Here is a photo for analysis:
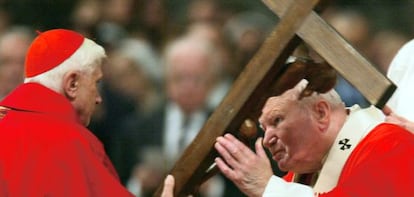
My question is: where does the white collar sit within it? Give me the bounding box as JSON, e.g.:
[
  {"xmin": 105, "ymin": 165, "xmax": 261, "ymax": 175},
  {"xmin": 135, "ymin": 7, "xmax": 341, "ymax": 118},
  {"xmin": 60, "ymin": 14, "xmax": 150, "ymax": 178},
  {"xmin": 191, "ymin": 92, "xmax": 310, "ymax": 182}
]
[{"xmin": 313, "ymin": 105, "xmax": 384, "ymax": 193}]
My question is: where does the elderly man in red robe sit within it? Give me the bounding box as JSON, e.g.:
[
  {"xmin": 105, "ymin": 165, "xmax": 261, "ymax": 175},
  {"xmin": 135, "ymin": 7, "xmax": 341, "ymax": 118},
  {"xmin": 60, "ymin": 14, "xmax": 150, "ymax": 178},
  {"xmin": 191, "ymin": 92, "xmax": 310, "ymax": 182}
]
[
  {"xmin": 212, "ymin": 79, "xmax": 414, "ymax": 196},
  {"xmin": 160, "ymin": 77, "xmax": 414, "ymax": 196},
  {"xmin": 0, "ymin": 29, "xmax": 134, "ymax": 196}
]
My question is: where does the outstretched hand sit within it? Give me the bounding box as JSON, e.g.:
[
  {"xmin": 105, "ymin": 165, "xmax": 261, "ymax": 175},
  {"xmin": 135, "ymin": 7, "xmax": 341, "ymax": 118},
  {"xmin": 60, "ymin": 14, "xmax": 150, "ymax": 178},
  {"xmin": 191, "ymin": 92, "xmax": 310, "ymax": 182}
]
[{"xmin": 214, "ymin": 134, "xmax": 273, "ymax": 197}]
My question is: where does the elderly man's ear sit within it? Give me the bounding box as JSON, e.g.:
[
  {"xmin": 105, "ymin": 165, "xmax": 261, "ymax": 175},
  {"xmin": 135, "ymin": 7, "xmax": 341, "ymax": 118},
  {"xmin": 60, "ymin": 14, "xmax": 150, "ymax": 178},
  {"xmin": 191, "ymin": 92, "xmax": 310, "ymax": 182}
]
[
  {"xmin": 313, "ymin": 100, "xmax": 330, "ymax": 130},
  {"xmin": 63, "ymin": 71, "xmax": 81, "ymax": 99}
]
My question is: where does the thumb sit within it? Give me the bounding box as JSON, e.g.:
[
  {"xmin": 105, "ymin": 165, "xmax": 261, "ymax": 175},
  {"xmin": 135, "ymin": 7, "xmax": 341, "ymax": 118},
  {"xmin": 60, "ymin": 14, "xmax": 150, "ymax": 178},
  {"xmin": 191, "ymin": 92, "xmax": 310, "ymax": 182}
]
[
  {"xmin": 255, "ymin": 137, "xmax": 267, "ymax": 158},
  {"xmin": 161, "ymin": 175, "xmax": 175, "ymax": 197}
]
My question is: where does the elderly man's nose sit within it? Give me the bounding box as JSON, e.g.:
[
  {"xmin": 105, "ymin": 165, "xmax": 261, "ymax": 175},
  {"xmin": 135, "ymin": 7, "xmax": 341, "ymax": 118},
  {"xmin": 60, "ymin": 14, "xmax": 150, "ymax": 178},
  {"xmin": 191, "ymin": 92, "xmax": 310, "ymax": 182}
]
[{"xmin": 263, "ymin": 134, "xmax": 277, "ymax": 148}]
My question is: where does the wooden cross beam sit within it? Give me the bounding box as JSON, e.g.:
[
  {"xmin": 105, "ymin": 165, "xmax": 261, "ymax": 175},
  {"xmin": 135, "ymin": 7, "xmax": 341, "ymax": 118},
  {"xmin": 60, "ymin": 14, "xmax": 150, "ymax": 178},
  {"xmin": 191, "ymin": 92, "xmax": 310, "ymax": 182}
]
[
  {"xmin": 263, "ymin": 0, "xmax": 395, "ymax": 108},
  {"xmin": 153, "ymin": 0, "xmax": 396, "ymax": 196}
]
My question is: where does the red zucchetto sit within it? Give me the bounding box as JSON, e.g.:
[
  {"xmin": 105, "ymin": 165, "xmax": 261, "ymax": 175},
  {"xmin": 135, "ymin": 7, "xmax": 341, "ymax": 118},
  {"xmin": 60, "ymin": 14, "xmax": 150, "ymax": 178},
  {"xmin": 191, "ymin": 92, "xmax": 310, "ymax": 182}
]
[{"xmin": 24, "ymin": 29, "xmax": 85, "ymax": 77}]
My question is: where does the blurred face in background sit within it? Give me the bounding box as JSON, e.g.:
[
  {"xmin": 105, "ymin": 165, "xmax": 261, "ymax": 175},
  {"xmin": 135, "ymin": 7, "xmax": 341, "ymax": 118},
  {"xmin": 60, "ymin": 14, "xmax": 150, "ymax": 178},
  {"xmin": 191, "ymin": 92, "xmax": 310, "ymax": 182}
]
[
  {"xmin": 166, "ymin": 47, "xmax": 213, "ymax": 114},
  {"xmin": 104, "ymin": 52, "xmax": 151, "ymax": 102},
  {"xmin": 0, "ymin": 33, "xmax": 31, "ymax": 96}
]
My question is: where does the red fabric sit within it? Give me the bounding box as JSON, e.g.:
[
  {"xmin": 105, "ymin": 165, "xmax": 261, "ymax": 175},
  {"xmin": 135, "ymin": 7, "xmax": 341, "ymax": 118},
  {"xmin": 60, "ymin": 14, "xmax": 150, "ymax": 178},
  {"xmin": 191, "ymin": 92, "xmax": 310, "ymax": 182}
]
[
  {"xmin": 284, "ymin": 123, "xmax": 414, "ymax": 196},
  {"xmin": 0, "ymin": 83, "xmax": 133, "ymax": 196},
  {"xmin": 283, "ymin": 171, "xmax": 294, "ymax": 182},
  {"xmin": 25, "ymin": 29, "xmax": 84, "ymax": 77},
  {"xmin": 318, "ymin": 123, "xmax": 414, "ymax": 196}
]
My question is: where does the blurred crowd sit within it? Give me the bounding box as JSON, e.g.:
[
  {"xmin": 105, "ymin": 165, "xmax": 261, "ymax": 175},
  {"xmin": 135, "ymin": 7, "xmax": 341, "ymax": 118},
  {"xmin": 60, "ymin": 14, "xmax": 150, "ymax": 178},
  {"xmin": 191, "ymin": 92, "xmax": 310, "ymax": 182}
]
[{"xmin": 1, "ymin": 0, "xmax": 413, "ymax": 196}]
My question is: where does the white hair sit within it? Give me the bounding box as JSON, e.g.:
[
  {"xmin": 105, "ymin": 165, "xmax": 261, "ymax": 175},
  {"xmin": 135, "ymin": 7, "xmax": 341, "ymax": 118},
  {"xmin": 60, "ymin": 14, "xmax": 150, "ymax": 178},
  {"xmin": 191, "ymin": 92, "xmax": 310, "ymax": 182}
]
[
  {"xmin": 292, "ymin": 79, "xmax": 344, "ymax": 110},
  {"xmin": 24, "ymin": 38, "xmax": 106, "ymax": 92},
  {"xmin": 300, "ymin": 89, "xmax": 345, "ymax": 111}
]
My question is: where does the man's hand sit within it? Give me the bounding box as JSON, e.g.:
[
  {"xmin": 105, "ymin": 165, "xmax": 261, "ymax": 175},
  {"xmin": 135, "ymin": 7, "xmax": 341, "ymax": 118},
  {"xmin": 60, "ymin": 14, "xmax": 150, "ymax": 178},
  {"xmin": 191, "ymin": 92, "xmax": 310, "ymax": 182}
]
[
  {"xmin": 214, "ymin": 134, "xmax": 273, "ymax": 197},
  {"xmin": 383, "ymin": 105, "xmax": 414, "ymax": 133},
  {"xmin": 385, "ymin": 112, "xmax": 414, "ymax": 133},
  {"xmin": 161, "ymin": 175, "xmax": 175, "ymax": 197}
]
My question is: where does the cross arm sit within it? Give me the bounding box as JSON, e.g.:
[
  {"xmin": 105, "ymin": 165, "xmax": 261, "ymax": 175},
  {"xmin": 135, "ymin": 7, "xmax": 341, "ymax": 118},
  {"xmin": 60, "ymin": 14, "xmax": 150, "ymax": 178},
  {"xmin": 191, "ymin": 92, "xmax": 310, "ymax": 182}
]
[{"xmin": 263, "ymin": 0, "xmax": 396, "ymax": 108}]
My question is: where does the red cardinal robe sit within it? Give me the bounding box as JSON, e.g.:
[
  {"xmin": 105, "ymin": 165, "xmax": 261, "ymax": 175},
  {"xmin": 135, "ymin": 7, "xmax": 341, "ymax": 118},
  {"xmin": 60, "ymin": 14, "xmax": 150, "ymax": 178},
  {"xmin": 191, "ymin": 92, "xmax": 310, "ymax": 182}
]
[{"xmin": 0, "ymin": 83, "xmax": 133, "ymax": 196}]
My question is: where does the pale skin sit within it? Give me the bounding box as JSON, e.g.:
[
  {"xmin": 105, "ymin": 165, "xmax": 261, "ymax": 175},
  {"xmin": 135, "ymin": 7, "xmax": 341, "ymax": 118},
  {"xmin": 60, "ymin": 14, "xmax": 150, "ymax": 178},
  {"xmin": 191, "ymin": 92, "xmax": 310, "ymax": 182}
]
[
  {"xmin": 383, "ymin": 106, "xmax": 414, "ymax": 133},
  {"xmin": 161, "ymin": 175, "xmax": 175, "ymax": 197}
]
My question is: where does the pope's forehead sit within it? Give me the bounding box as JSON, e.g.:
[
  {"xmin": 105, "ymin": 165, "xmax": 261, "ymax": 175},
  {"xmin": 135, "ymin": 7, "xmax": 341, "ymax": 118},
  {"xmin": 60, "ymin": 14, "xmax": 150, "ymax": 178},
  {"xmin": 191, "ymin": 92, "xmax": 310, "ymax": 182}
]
[
  {"xmin": 261, "ymin": 96, "xmax": 294, "ymax": 119},
  {"xmin": 260, "ymin": 80, "xmax": 306, "ymax": 122}
]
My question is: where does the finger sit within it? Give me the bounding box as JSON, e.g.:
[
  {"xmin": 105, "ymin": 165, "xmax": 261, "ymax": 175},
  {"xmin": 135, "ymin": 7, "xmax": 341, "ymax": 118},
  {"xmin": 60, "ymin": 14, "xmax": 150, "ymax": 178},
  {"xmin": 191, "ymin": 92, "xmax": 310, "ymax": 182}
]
[
  {"xmin": 215, "ymin": 139, "xmax": 240, "ymax": 169},
  {"xmin": 215, "ymin": 157, "xmax": 236, "ymax": 180},
  {"xmin": 255, "ymin": 137, "xmax": 268, "ymax": 158},
  {"xmin": 161, "ymin": 175, "xmax": 175, "ymax": 197},
  {"xmin": 224, "ymin": 133, "xmax": 266, "ymax": 166},
  {"xmin": 224, "ymin": 133, "xmax": 244, "ymax": 146},
  {"xmin": 382, "ymin": 105, "xmax": 392, "ymax": 115},
  {"xmin": 224, "ymin": 133, "xmax": 253, "ymax": 156},
  {"xmin": 218, "ymin": 135, "xmax": 252, "ymax": 165}
]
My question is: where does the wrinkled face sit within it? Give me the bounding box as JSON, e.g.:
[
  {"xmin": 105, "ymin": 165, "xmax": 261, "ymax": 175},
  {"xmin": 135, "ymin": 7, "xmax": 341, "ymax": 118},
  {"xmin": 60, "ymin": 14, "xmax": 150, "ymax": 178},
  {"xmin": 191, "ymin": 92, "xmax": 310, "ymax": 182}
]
[
  {"xmin": 73, "ymin": 66, "xmax": 103, "ymax": 126},
  {"xmin": 259, "ymin": 90, "xmax": 325, "ymax": 173}
]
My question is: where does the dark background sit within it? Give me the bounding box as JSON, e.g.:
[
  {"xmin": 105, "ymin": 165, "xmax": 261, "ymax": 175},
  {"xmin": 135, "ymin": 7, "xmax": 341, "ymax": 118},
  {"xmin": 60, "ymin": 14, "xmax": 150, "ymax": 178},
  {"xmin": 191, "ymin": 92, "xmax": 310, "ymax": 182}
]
[{"xmin": 1, "ymin": 0, "xmax": 413, "ymax": 35}]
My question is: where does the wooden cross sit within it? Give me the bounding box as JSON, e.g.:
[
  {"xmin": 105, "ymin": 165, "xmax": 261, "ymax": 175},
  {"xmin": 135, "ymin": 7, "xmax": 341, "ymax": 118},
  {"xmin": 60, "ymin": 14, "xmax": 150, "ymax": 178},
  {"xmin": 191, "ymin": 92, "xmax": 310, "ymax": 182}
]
[{"xmin": 154, "ymin": 0, "xmax": 396, "ymax": 196}]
